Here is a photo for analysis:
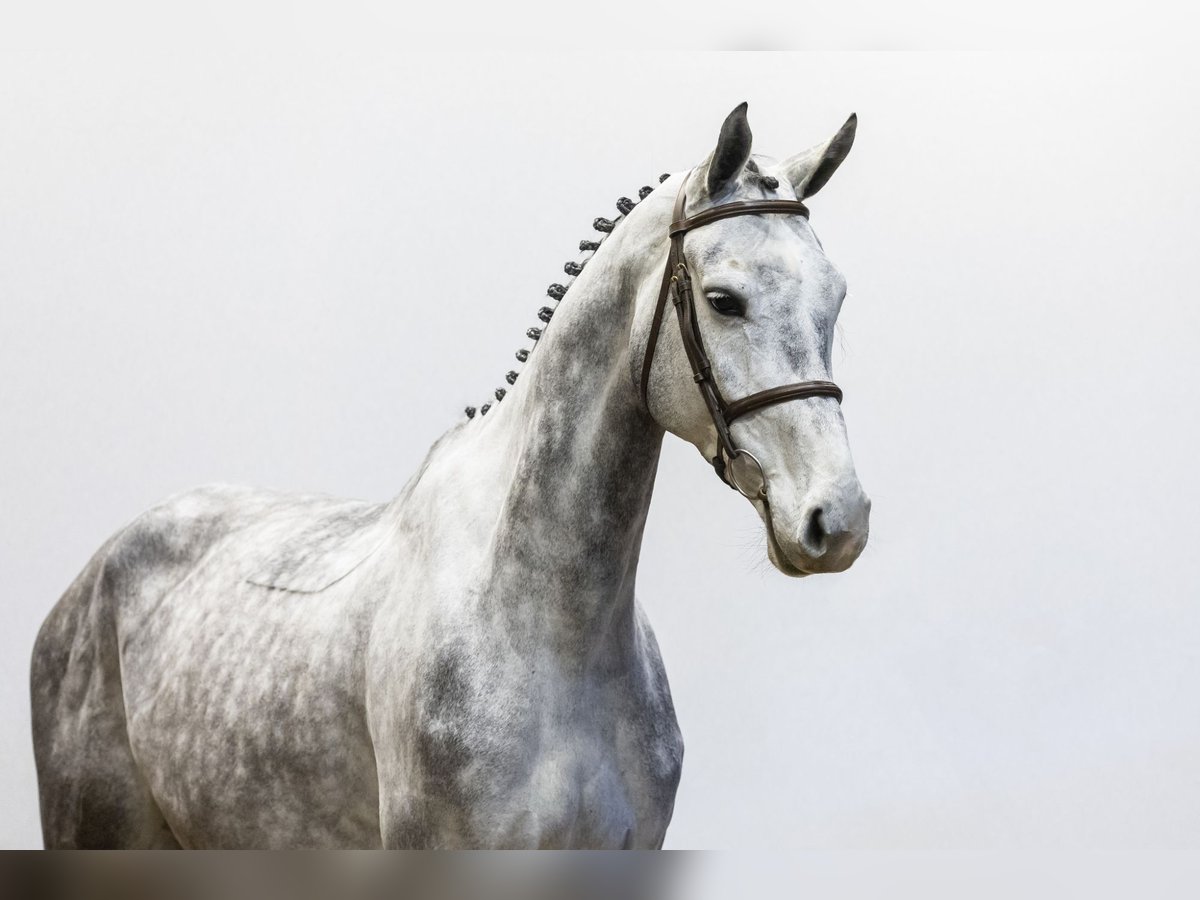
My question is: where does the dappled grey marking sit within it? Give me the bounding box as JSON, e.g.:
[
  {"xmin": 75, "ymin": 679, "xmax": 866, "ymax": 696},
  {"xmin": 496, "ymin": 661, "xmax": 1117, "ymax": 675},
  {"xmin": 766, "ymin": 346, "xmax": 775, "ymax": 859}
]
[
  {"xmin": 244, "ymin": 498, "xmax": 389, "ymax": 594},
  {"xmin": 31, "ymin": 104, "xmax": 869, "ymax": 849}
]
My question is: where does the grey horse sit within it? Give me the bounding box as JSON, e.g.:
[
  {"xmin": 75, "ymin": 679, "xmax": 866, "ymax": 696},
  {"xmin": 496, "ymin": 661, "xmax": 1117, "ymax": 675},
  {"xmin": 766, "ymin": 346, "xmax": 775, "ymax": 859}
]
[{"xmin": 31, "ymin": 103, "xmax": 870, "ymax": 848}]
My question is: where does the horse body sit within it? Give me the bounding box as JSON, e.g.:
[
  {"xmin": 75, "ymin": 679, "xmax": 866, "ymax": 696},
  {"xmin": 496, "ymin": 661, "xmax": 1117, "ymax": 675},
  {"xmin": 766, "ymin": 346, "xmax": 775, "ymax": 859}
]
[{"xmin": 32, "ymin": 104, "xmax": 868, "ymax": 848}]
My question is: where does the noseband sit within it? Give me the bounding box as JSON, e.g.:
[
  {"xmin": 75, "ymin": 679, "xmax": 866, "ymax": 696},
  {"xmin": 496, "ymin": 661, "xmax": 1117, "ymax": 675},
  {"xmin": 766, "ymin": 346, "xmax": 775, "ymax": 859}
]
[{"xmin": 638, "ymin": 174, "xmax": 843, "ymax": 500}]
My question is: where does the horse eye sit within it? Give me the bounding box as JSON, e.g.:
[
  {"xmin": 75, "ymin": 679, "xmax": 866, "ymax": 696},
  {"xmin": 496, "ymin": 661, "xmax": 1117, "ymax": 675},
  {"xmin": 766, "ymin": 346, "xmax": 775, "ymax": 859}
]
[{"xmin": 707, "ymin": 292, "xmax": 744, "ymax": 317}]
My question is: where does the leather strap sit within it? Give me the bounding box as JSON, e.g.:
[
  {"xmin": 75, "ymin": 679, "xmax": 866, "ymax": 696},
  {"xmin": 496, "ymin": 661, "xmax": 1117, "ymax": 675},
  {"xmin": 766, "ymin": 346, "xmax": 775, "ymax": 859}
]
[
  {"xmin": 639, "ymin": 182, "xmax": 691, "ymax": 411},
  {"xmin": 669, "ymin": 199, "xmax": 809, "ymax": 236},
  {"xmin": 639, "ymin": 247, "xmax": 676, "ymax": 409},
  {"xmin": 723, "ymin": 381, "xmax": 842, "ymax": 423}
]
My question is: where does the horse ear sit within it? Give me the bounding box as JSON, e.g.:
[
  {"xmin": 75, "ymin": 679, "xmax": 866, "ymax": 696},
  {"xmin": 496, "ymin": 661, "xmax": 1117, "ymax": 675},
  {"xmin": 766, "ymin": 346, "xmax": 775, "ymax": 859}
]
[
  {"xmin": 781, "ymin": 113, "xmax": 857, "ymax": 199},
  {"xmin": 705, "ymin": 102, "xmax": 754, "ymax": 196}
]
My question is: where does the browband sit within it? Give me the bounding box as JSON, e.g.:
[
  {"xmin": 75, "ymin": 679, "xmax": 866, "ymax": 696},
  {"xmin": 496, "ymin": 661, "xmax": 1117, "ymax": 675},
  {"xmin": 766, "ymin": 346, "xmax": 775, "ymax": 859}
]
[{"xmin": 668, "ymin": 199, "xmax": 809, "ymax": 236}]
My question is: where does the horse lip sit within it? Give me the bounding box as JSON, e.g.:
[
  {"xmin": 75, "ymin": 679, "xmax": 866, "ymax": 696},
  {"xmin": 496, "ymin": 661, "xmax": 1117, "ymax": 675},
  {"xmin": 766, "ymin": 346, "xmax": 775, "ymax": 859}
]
[
  {"xmin": 771, "ymin": 543, "xmax": 811, "ymax": 577},
  {"xmin": 758, "ymin": 497, "xmax": 812, "ymax": 577}
]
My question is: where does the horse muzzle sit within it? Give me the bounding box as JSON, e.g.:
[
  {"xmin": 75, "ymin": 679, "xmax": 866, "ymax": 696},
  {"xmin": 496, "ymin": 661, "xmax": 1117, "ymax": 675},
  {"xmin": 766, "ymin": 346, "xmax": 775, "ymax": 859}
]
[{"xmin": 763, "ymin": 483, "xmax": 871, "ymax": 576}]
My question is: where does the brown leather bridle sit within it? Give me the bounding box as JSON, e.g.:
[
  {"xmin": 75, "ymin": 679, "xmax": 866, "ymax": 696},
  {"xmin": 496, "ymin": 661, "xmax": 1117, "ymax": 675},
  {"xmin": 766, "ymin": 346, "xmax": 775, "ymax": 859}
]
[{"xmin": 639, "ymin": 174, "xmax": 843, "ymax": 500}]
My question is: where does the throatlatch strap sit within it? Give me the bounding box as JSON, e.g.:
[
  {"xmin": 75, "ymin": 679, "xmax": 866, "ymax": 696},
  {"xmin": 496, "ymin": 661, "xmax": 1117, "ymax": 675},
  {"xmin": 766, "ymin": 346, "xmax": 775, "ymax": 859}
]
[
  {"xmin": 639, "ymin": 255, "xmax": 675, "ymax": 410},
  {"xmin": 639, "ymin": 180, "xmax": 691, "ymax": 412}
]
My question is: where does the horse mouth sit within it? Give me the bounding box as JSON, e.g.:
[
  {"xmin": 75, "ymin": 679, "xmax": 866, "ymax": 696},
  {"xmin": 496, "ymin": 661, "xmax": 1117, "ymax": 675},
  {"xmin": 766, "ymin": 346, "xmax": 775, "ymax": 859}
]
[{"xmin": 760, "ymin": 499, "xmax": 811, "ymax": 578}]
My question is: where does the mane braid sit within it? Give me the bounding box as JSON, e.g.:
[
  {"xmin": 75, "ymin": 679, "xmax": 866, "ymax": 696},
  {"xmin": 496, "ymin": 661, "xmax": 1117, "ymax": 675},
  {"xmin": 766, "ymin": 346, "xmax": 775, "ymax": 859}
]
[{"xmin": 463, "ymin": 173, "xmax": 671, "ymax": 420}]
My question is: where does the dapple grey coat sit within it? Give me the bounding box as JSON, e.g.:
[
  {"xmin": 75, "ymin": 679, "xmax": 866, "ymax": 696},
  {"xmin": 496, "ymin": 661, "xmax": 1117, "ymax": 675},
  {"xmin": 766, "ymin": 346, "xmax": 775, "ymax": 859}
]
[{"xmin": 31, "ymin": 104, "xmax": 869, "ymax": 848}]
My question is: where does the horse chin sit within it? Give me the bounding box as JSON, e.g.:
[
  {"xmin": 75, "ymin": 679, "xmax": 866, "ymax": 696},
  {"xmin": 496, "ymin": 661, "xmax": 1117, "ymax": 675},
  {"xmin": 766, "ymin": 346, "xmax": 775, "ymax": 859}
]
[
  {"xmin": 768, "ymin": 543, "xmax": 811, "ymax": 578},
  {"xmin": 760, "ymin": 501, "xmax": 811, "ymax": 578}
]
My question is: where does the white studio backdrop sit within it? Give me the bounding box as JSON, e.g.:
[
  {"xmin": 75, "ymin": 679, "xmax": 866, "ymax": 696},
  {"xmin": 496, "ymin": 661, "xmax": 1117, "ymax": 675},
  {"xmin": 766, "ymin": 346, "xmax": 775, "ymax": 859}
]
[{"xmin": 1, "ymin": 50, "xmax": 1198, "ymax": 850}]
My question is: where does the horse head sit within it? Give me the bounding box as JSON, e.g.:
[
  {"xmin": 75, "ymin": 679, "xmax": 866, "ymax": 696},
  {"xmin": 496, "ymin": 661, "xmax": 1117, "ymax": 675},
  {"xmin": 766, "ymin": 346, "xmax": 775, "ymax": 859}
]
[{"xmin": 636, "ymin": 103, "xmax": 870, "ymax": 576}]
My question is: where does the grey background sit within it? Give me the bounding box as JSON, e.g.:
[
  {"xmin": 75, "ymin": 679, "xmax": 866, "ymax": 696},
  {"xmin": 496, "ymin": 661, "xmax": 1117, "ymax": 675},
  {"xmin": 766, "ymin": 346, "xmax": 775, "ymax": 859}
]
[{"xmin": 2, "ymin": 50, "xmax": 1198, "ymax": 850}]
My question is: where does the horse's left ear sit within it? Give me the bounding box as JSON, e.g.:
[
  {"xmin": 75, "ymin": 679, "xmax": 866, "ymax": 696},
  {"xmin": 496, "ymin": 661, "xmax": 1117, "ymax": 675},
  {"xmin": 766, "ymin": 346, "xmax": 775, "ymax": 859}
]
[{"xmin": 781, "ymin": 113, "xmax": 857, "ymax": 199}]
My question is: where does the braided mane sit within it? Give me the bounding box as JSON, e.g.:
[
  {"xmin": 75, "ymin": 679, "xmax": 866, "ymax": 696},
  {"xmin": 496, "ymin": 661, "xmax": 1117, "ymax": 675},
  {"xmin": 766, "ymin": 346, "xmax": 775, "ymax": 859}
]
[{"xmin": 462, "ymin": 175, "xmax": 669, "ymax": 420}]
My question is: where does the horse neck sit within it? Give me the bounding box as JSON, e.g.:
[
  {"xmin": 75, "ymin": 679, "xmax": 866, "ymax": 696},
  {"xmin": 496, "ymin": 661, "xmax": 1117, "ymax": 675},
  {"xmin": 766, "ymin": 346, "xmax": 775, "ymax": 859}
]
[{"xmin": 457, "ymin": 196, "xmax": 671, "ymax": 655}]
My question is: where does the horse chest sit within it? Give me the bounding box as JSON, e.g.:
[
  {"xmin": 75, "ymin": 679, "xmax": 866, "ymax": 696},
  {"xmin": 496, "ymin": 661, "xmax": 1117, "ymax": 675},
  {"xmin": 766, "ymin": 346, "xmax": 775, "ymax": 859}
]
[{"xmin": 400, "ymin": 636, "xmax": 682, "ymax": 849}]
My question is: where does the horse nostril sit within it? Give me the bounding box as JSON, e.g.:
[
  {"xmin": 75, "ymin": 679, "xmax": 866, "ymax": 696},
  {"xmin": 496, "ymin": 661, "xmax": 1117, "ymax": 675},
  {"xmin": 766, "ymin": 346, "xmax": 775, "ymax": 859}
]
[{"xmin": 803, "ymin": 507, "xmax": 827, "ymax": 556}]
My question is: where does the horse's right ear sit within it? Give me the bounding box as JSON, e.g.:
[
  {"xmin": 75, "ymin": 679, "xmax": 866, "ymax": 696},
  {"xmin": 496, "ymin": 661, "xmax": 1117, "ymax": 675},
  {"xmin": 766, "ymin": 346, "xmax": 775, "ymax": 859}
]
[
  {"xmin": 705, "ymin": 102, "xmax": 754, "ymax": 197},
  {"xmin": 781, "ymin": 113, "xmax": 857, "ymax": 199}
]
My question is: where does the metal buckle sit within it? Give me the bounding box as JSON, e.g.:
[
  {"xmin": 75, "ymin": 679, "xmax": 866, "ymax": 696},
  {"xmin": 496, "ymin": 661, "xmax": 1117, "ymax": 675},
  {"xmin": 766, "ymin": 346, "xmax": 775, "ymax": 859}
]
[{"xmin": 725, "ymin": 448, "xmax": 768, "ymax": 501}]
